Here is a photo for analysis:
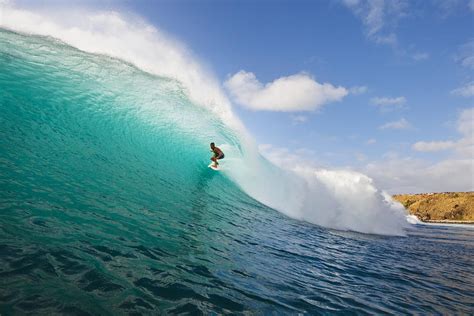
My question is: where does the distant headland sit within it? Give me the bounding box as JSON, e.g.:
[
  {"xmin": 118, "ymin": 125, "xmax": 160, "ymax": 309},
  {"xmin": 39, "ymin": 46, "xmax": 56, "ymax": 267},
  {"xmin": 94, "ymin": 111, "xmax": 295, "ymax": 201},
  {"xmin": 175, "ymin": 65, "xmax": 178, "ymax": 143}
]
[{"xmin": 392, "ymin": 192, "xmax": 474, "ymax": 224}]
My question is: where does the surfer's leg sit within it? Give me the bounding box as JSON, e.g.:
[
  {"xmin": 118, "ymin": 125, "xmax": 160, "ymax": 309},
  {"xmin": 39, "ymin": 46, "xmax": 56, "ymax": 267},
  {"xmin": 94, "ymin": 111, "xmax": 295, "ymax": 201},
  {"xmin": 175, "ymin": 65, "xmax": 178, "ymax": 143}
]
[{"xmin": 215, "ymin": 154, "xmax": 224, "ymax": 165}]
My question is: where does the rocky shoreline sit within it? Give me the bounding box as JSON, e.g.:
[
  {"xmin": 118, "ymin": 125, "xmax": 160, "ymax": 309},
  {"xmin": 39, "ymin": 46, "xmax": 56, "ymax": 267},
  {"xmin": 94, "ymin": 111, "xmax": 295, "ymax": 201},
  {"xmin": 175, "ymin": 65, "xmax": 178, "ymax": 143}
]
[
  {"xmin": 392, "ymin": 192, "xmax": 474, "ymax": 223},
  {"xmin": 423, "ymin": 220, "xmax": 474, "ymax": 224}
]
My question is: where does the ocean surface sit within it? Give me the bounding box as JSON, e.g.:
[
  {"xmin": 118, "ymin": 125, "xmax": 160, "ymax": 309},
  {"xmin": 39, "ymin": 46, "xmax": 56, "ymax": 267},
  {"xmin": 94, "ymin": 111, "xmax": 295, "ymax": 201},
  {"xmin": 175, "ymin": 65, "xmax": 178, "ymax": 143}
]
[{"xmin": 1, "ymin": 28, "xmax": 473, "ymax": 315}]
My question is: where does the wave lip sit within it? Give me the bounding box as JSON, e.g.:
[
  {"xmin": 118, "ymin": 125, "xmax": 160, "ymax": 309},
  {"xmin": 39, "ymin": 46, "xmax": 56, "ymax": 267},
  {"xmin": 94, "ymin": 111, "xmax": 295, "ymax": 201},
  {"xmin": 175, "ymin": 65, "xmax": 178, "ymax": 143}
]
[
  {"xmin": 0, "ymin": 1, "xmax": 242, "ymax": 131},
  {"xmin": 1, "ymin": 2, "xmax": 408, "ymax": 236}
]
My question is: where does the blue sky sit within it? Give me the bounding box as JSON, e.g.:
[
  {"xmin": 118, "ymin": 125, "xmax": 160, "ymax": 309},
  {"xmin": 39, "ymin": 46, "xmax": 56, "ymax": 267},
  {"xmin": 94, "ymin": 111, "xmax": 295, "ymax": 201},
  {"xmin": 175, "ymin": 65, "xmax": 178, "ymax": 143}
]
[
  {"xmin": 10, "ymin": 0, "xmax": 474, "ymax": 193},
  {"xmin": 116, "ymin": 1, "xmax": 471, "ymax": 141},
  {"xmin": 119, "ymin": 0, "xmax": 473, "ymax": 193}
]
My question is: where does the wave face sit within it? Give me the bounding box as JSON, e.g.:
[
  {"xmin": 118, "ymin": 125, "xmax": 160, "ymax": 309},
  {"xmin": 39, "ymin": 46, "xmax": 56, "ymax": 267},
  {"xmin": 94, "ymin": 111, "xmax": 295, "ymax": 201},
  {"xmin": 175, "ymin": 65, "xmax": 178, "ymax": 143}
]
[
  {"xmin": 0, "ymin": 4, "xmax": 409, "ymax": 237},
  {"xmin": 1, "ymin": 17, "xmax": 473, "ymax": 316}
]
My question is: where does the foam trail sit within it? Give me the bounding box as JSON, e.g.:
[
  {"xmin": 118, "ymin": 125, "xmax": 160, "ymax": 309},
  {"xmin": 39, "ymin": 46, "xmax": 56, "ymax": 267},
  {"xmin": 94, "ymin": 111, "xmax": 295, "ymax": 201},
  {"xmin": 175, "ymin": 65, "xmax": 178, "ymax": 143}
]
[
  {"xmin": 0, "ymin": 2, "xmax": 408, "ymax": 235},
  {"xmin": 223, "ymin": 147, "xmax": 408, "ymax": 235}
]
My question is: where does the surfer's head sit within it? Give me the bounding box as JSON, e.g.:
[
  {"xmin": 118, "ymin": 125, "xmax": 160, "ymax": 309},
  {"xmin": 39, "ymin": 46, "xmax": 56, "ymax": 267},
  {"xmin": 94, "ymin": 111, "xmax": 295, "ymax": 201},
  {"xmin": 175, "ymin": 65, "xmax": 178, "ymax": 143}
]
[{"xmin": 210, "ymin": 142, "xmax": 215, "ymax": 149}]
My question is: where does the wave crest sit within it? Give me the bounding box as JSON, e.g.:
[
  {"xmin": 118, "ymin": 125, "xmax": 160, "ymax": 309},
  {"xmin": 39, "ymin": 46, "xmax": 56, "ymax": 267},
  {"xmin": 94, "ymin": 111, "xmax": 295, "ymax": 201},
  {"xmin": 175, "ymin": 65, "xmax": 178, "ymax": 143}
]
[{"xmin": 1, "ymin": 2, "xmax": 408, "ymax": 235}]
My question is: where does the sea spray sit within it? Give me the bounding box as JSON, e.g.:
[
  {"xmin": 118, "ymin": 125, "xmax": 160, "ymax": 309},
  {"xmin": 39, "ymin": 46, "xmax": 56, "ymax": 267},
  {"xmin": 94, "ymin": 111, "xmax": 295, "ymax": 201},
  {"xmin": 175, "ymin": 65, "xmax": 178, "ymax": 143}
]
[
  {"xmin": 2, "ymin": 4, "xmax": 474, "ymax": 315},
  {"xmin": 0, "ymin": 2, "xmax": 407, "ymax": 235}
]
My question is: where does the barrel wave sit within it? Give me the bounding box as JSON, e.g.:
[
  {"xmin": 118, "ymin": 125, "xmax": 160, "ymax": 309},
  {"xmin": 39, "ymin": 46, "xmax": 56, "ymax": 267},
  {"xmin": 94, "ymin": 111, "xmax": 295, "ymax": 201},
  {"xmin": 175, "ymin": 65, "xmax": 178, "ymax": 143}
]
[
  {"xmin": 2, "ymin": 6, "xmax": 474, "ymax": 315},
  {"xmin": 0, "ymin": 3, "xmax": 408, "ymax": 236}
]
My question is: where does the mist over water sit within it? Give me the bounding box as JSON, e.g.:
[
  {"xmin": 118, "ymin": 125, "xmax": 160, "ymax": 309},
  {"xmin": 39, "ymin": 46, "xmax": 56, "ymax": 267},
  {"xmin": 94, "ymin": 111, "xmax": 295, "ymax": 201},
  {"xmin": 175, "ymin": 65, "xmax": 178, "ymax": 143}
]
[{"xmin": 0, "ymin": 5, "xmax": 472, "ymax": 315}]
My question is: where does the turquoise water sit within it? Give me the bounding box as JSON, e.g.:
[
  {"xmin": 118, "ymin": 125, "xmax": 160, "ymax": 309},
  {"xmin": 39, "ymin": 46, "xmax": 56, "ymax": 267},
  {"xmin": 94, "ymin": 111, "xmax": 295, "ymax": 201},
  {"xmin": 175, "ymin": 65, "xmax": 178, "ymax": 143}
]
[{"xmin": 1, "ymin": 29, "xmax": 473, "ymax": 315}]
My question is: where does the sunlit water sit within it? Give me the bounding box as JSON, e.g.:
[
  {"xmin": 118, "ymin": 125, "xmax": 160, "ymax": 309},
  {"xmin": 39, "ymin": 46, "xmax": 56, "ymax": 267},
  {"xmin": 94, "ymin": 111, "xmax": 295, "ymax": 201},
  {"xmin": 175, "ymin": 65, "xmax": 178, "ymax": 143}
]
[{"xmin": 1, "ymin": 29, "xmax": 473, "ymax": 315}]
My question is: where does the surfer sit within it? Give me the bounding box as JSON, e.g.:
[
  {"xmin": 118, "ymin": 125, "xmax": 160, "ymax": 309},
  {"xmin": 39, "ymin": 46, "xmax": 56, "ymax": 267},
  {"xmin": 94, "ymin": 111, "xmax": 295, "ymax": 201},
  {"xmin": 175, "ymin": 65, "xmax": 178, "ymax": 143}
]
[{"xmin": 210, "ymin": 142, "xmax": 224, "ymax": 168}]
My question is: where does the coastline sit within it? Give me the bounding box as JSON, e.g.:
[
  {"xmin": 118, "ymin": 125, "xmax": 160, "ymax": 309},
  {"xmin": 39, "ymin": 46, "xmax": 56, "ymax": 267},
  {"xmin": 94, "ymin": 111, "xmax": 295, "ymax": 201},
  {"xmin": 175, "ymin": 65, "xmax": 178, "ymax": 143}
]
[{"xmin": 422, "ymin": 219, "xmax": 474, "ymax": 225}]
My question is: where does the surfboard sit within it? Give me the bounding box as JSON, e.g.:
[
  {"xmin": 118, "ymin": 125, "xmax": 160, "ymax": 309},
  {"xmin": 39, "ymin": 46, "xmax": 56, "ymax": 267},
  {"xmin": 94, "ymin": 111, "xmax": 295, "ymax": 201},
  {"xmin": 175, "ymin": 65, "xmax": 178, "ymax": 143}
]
[{"xmin": 208, "ymin": 162, "xmax": 219, "ymax": 170}]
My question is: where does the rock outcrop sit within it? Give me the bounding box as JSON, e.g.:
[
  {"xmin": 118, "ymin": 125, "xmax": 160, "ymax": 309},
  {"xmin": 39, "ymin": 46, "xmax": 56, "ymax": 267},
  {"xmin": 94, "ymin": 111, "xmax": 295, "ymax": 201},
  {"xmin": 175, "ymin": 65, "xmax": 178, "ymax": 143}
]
[{"xmin": 392, "ymin": 192, "xmax": 474, "ymax": 222}]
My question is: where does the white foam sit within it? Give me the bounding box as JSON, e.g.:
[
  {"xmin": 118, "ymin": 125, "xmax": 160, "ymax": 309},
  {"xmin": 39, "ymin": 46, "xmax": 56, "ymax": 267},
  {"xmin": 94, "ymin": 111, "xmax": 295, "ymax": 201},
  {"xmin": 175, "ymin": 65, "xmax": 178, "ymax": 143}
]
[
  {"xmin": 1, "ymin": 2, "xmax": 408, "ymax": 235},
  {"xmin": 0, "ymin": 2, "xmax": 243, "ymax": 132},
  {"xmin": 406, "ymin": 215, "xmax": 422, "ymax": 225},
  {"xmin": 221, "ymin": 144, "xmax": 408, "ymax": 236}
]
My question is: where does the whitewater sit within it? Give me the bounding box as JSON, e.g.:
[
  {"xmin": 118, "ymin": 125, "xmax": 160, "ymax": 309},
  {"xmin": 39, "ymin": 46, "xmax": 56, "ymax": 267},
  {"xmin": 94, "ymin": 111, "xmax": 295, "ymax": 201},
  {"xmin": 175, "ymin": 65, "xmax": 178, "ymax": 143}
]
[
  {"xmin": 1, "ymin": 3, "xmax": 408, "ymax": 236},
  {"xmin": 1, "ymin": 3, "xmax": 473, "ymax": 314}
]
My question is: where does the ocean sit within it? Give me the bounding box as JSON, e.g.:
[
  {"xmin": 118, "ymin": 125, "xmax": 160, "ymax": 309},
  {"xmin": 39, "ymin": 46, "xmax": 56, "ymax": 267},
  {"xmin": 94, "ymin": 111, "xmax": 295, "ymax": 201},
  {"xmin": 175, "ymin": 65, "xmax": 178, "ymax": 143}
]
[{"xmin": 1, "ymin": 22, "xmax": 473, "ymax": 315}]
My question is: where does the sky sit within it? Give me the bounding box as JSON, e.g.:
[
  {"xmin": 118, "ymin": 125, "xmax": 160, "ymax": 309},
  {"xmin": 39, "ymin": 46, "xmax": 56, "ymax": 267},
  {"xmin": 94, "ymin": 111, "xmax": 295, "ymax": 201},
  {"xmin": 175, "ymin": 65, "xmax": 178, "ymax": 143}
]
[{"xmin": 9, "ymin": 0, "xmax": 474, "ymax": 193}]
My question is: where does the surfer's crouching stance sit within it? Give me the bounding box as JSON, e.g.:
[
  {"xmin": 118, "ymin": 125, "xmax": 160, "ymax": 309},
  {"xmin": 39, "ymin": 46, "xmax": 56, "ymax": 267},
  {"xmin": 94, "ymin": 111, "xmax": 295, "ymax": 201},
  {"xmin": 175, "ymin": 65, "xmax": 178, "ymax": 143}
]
[{"xmin": 210, "ymin": 142, "xmax": 224, "ymax": 168}]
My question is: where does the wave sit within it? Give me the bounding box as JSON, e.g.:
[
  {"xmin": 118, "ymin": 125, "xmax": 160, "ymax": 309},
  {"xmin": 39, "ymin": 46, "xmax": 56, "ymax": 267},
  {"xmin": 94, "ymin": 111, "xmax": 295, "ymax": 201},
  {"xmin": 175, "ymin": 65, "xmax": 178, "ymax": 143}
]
[{"xmin": 0, "ymin": 2, "xmax": 408, "ymax": 235}]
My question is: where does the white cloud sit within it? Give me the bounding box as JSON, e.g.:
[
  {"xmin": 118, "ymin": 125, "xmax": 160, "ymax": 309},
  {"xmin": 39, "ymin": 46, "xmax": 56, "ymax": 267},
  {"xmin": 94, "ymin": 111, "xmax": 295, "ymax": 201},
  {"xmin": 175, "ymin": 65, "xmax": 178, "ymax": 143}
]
[
  {"xmin": 366, "ymin": 138, "xmax": 377, "ymax": 145},
  {"xmin": 451, "ymin": 82, "xmax": 474, "ymax": 97},
  {"xmin": 343, "ymin": 0, "xmax": 435, "ymax": 61},
  {"xmin": 415, "ymin": 109, "xmax": 472, "ymax": 158},
  {"xmin": 364, "ymin": 157, "xmax": 473, "ymax": 194},
  {"xmin": 379, "ymin": 118, "xmax": 411, "ymax": 130},
  {"xmin": 434, "ymin": 0, "xmax": 474, "ymax": 15},
  {"xmin": 412, "ymin": 141, "xmax": 456, "ymax": 152},
  {"xmin": 455, "ymin": 40, "xmax": 474, "ymax": 69},
  {"xmin": 260, "ymin": 142, "xmax": 473, "ymax": 195},
  {"xmin": 260, "ymin": 109, "xmax": 474, "ymax": 194},
  {"xmin": 434, "ymin": 0, "xmax": 464, "ymax": 15},
  {"xmin": 412, "ymin": 52, "xmax": 429, "ymax": 61},
  {"xmin": 343, "ymin": 0, "xmax": 360, "ymax": 6},
  {"xmin": 364, "ymin": 108, "xmax": 474, "ymax": 193},
  {"xmin": 342, "ymin": 0, "xmax": 408, "ymax": 46},
  {"xmin": 455, "ymin": 108, "xmax": 474, "ymax": 158},
  {"xmin": 458, "ymin": 107, "xmax": 474, "ymax": 135},
  {"xmin": 290, "ymin": 115, "xmax": 308, "ymax": 124},
  {"xmin": 224, "ymin": 70, "xmax": 348, "ymax": 112},
  {"xmin": 371, "ymin": 96, "xmax": 406, "ymax": 108},
  {"xmin": 355, "ymin": 152, "xmax": 368, "ymax": 162},
  {"xmin": 461, "ymin": 56, "xmax": 474, "ymax": 69},
  {"xmin": 350, "ymin": 85, "xmax": 368, "ymax": 95},
  {"xmin": 411, "ymin": 107, "xmax": 473, "ymax": 156},
  {"xmin": 258, "ymin": 144, "xmax": 319, "ymax": 168}
]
